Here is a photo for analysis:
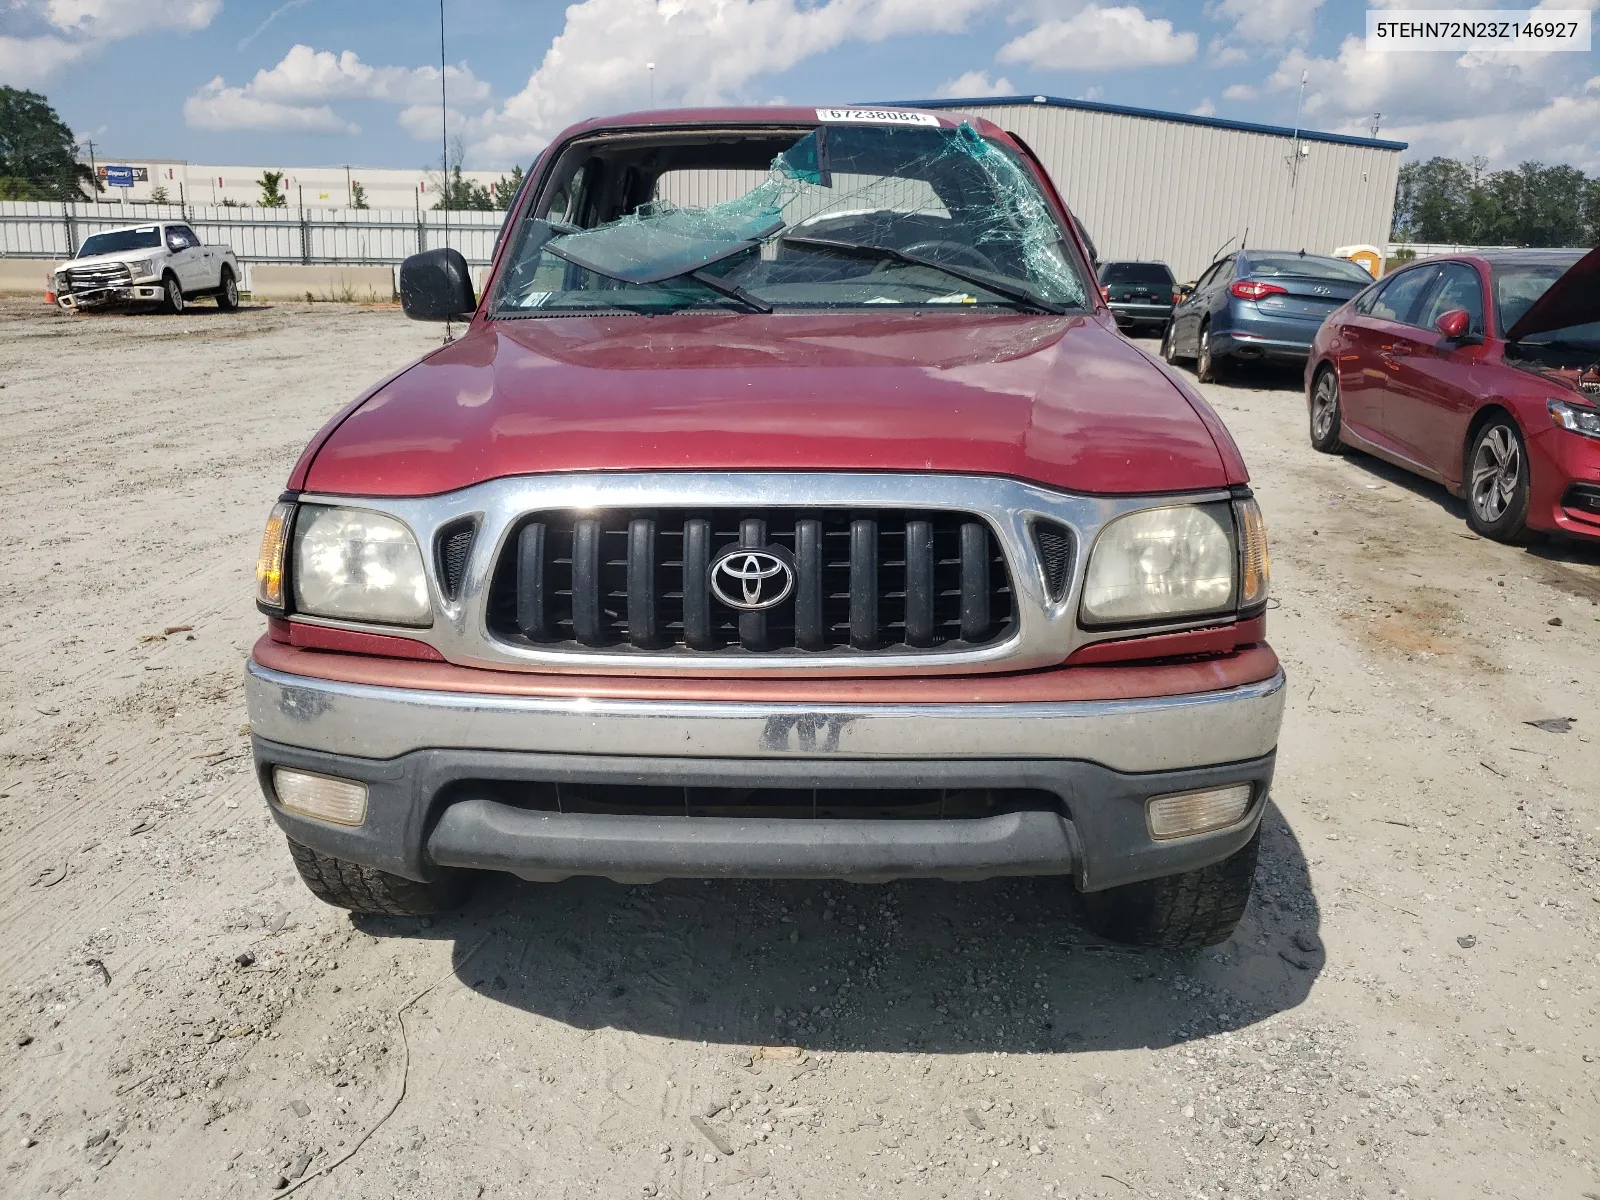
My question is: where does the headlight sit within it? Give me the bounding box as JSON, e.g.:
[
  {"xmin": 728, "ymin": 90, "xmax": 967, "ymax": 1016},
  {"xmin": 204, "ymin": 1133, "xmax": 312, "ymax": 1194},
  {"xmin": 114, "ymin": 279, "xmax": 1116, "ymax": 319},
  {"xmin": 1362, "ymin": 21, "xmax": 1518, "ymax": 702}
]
[
  {"xmin": 1549, "ymin": 398, "xmax": 1600, "ymax": 440},
  {"xmin": 137, "ymin": 257, "xmax": 165, "ymax": 279},
  {"xmin": 293, "ymin": 506, "xmax": 431, "ymax": 626},
  {"xmin": 1081, "ymin": 503, "xmax": 1236, "ymax": 625}
]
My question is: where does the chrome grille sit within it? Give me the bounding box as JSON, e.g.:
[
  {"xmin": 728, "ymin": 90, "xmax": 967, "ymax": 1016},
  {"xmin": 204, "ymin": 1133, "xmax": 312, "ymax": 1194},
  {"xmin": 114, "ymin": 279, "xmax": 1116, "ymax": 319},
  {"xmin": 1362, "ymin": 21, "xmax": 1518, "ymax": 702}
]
[
  {"xmin": 486, "ymin": 508, "xmax": 1014, "ymax": 654},
  {"xmin": 65, "ymin": 263, "xmax": 132, "ymax": 292}
]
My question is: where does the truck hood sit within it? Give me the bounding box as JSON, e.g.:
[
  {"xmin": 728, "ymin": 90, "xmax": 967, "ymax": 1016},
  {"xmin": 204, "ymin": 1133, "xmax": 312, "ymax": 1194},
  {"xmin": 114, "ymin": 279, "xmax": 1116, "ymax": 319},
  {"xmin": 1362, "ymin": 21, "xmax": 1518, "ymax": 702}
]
[
  {"xmin": 58, "ymin": 249, "xmax": 162, "ymax": 273},
  {"xmin": 300, "ymin": 311, "xmax": 1243, "ymax": 497}
]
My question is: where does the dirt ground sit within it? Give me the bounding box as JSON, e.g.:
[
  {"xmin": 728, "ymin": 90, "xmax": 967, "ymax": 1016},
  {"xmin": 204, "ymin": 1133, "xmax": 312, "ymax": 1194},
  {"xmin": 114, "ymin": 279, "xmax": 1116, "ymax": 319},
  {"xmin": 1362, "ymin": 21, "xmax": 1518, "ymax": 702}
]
[{"xmin": 1, "ymin": 298, "xmax": 1596, "ymax": 1200}]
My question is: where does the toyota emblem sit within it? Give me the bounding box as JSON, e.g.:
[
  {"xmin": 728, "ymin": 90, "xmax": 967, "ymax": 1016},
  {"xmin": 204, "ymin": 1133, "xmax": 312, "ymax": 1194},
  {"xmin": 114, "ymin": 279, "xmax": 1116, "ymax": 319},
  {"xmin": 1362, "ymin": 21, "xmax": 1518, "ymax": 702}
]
[{"xmin": 710, "ymin": 546, "xmax": 795, "ymax": 612}]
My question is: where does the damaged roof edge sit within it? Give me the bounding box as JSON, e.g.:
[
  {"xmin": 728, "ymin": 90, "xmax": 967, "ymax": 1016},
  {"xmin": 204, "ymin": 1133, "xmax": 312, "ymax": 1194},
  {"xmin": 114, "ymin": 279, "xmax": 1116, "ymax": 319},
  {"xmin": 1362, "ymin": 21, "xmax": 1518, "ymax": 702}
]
[{"xmin": 874, "ymin": 95, "xmax": 1410, "ymax": 153}]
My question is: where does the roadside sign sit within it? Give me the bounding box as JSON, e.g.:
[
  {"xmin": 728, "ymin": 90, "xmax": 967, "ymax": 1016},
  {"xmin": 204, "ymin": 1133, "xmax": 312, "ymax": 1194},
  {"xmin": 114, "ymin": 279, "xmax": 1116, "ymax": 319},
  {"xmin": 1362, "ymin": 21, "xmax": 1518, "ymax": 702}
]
[{"xmin": 103, "ymin": 165, "xmax": 136, "ymax": 188}]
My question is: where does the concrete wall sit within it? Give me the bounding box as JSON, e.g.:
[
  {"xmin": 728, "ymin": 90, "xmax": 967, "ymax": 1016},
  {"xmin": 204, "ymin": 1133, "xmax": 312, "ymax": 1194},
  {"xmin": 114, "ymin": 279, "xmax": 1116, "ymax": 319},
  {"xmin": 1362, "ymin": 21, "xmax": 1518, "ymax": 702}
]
[
  {"xmin": 0, "ymin": 257, "xmax": 58, "ymax": 295},
  {"xmin": 245, "ymin": 264, "xmax": 396, "ymax": 302}
]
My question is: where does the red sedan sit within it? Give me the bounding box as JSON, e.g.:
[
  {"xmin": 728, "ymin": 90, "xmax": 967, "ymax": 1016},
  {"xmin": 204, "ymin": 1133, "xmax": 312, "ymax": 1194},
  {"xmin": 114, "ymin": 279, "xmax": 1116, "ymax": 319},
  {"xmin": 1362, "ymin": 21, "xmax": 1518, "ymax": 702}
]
[{"xmin": 1305, "ymin": 247, "xmax": 1600, "ymax": 543}]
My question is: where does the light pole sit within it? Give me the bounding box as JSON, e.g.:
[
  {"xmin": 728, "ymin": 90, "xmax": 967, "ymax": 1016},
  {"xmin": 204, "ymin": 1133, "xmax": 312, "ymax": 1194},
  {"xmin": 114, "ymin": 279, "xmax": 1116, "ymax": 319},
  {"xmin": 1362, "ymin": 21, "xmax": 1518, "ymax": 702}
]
[{"xmin": 648, "ymin": 62, "xmax": 655, "ymax": 107}]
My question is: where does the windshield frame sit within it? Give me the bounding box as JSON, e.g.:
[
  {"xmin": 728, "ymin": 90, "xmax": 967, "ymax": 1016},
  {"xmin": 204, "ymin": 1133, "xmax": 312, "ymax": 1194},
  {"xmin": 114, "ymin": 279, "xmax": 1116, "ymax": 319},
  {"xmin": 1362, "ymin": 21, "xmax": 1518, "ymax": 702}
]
[{"xmin": 485, "ymin": 120, "xmax": 1093, "ymax": 321}]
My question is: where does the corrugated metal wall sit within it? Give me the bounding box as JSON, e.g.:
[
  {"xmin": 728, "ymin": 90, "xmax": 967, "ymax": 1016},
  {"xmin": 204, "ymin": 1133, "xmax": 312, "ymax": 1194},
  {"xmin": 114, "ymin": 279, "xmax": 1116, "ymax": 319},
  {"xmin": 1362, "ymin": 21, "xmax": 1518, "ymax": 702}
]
[{"xmin": 958, "ymin": 102, "xmax": 1401, "ymax": 282}]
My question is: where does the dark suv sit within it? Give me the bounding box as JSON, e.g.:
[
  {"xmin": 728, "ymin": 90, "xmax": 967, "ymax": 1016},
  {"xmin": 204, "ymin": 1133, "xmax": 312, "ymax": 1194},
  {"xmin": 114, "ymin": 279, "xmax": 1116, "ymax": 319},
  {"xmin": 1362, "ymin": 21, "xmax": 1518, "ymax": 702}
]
[{"xmin": 1098, "ymin": 261, "xmax": 1176, "ymax": 333}]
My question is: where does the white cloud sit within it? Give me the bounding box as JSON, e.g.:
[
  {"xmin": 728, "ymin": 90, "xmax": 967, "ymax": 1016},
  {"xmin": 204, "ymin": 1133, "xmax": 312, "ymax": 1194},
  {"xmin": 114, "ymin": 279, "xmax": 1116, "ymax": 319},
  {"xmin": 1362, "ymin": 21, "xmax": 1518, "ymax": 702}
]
[
  {"xmin": 2, "ymin": 0, "xmax": 217, "ymax": 83},
  {"xmin": 997, "ymin": 5, "xmax": 1197, "ymax": 71},
  {"xmin": 1222, "ymin": 82, "xmax": 1258, "ymax": 100},
  {"xmin": 183, "ymin": 77, "xmax": 360, "ymax": 135},
  {"xmin": 1205, "ymin": 36, "xmax": 1250, "ymax": 65},
  {"xmin": 933, "ymin": 70, "xmax": 1015, "ymax": 98},
  {"xmin": 182, "ymin": 45, "xmax": 491, "ymax": 136},
  {"xmin": 1191, "ymin": 98, "xmax": 1217, "ymax": 116},
  {"xmin": 0, "ymin": 35, "xmax": 90, "ymax": 87},
  {"xmin": 469, "ymin": 0, "xmax": 998, "ymax": 163},
  {"xmin": 1248, "ymin": 29, "xmax": 1600, "ymax": 170},
  {"xmin": 44, "ymin": 0, "xmax": 218, "ymax": 39},
  {"xmin": 1209, "ymin": 0, "xmax": 1324, "ymax": 44}
]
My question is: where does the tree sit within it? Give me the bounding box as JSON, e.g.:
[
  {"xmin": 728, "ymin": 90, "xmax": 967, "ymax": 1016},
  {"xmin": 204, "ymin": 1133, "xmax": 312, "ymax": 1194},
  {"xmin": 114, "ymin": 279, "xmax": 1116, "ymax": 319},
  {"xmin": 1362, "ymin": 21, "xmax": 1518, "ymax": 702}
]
[
  {"xmin": 428, "ymin": 135, "xmax": 495, "ymax": 211},
  {"xmin": 349, "ymin": 180, "xmax": 369, "ymax": 209},
  {"xmin": 431, "ymin": 164, "xmax": 494, "ymax": 211},
  {"xmin": 0, "ymin": 86, "xmax": 96, "ymax": 200},
  {"xmin": 492, "ymin": 165, "xmax": 524, "ymax": 210},
  {"xmin": 1392, "ymin": 154, "xmax": 1600, "ymax": 247},
  {"xmin": 149, "ymin": 185, "xmax": 170, "ymax": 204},
  {"xmin": 257, "ymin": 170, "xmax": 287, "ymax": 208}
]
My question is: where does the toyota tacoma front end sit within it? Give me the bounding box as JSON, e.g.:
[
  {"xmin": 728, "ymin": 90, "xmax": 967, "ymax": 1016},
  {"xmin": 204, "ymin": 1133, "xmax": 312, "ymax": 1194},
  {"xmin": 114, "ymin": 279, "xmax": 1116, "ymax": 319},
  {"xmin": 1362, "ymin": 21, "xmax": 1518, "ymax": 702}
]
[{"xmin": 246, "ymin": 106, "xmax": 1285, "ymax": 948}]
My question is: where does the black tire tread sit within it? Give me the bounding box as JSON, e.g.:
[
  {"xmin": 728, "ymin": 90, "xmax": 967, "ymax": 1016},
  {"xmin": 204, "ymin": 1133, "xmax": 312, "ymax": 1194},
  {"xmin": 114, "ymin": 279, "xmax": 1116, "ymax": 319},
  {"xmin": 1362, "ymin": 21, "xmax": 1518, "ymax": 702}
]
[
  {"xmin": 1080, "ymin": 828, "xmax": 1260, "ymax": 950},
  {"xmin": 286, "ymin": 838, "xmax": 468, "ymax": 915},
  {"xmin": 1309, "ymin": 366, "xmax": 1344, "ymax": 454}
]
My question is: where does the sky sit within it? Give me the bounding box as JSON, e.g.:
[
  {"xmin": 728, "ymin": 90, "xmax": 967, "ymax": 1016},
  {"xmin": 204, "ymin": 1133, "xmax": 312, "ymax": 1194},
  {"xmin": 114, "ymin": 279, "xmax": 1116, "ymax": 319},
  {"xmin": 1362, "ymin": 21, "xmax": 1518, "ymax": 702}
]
[{"xmin": 1, "ymin": 0, "xmax": 1597, "ymax": 173}]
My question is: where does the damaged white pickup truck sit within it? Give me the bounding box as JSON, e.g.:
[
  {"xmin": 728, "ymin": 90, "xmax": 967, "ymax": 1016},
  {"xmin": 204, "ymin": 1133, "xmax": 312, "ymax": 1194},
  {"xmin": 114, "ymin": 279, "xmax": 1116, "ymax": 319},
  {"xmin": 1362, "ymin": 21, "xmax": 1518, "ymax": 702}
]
[{"xmin": 54, "ymin": 221, "xmax": 240, "ymax": 314}]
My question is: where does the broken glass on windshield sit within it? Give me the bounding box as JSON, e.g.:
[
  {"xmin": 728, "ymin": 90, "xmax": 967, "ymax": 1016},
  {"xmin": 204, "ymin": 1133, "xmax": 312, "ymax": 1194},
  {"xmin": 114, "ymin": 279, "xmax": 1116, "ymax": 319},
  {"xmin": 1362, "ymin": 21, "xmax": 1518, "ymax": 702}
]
[{"xmin": 492, "ymin": 121, "xmax": 1089, "ymax": 315}]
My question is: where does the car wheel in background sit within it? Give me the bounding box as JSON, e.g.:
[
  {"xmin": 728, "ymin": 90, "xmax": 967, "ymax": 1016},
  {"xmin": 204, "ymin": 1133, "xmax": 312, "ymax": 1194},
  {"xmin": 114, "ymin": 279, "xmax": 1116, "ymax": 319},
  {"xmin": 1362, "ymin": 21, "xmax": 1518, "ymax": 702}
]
[
  {"xmin": 1309, "ymin": 367, "xmax": 1345, "ymax": 454},
  {"xmin": 1078, "ymin": 828, "xmax": 1260, "ymax": 949},
  {"xmin": 1196, "ymin": 324, "xmax": 1224, "ymax": 383},
  {"xmin": 1160, "ymin": 320, "xmax": 1183, "ymax": 364},
  {"xmin": 216, "ymin": 266, "xmax": 239, "ymax": 311},
  {"xmin": 285, "ymin": 839, "xmax": 475, "ymax": 916},
  {"xmin": 160, "ymin": 273, "xmax": 185, "ymax": 315},
  {"xmin": 1465, "ymin": 416, "xmax": 1531, "ymax": 542}
]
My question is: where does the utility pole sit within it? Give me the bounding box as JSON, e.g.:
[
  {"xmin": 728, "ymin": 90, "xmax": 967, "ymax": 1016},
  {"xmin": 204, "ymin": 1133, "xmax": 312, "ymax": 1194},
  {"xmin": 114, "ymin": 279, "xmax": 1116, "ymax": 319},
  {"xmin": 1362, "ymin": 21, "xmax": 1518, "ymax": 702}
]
[
  {"xmin": 439, "ymin": 0, "xmax": 454, "ymax": 343},
  {"xmin": 345, "ymin": 164, "xmax": 352, "ymax": 206},
  {"xmin": 648, "ymin": 62, "xmax": 655, "ymax": 107},
  {"xmin": 1286, "ymin": 69, "xmax": 1308, "ymax": 219},
  {"xmin": 78, "ymin": 139, "xmax": 98, "ymax": 201}
]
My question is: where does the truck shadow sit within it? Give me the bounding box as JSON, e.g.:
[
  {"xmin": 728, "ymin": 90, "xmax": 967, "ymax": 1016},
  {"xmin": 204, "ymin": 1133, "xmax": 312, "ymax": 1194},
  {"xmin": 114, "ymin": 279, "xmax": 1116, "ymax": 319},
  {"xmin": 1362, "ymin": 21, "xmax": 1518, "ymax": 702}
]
[{"xmin": 358, "ymin": 801, "xmax": 1320, "ymax": 1055}]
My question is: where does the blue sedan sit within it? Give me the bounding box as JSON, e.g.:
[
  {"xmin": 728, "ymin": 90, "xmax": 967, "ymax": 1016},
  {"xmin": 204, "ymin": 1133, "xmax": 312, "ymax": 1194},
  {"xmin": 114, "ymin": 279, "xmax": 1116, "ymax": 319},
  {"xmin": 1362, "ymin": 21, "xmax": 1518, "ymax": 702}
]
[{"xmin": 1161, "ymin": 250, "xmax": 1376, "ymax": 381}]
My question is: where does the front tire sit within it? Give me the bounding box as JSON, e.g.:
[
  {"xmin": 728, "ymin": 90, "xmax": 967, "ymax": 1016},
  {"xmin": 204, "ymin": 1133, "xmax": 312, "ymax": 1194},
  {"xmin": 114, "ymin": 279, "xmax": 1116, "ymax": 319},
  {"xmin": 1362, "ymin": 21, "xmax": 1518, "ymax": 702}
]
[
  {"xmin": 1465, "ymin": 416, "xmax": 1531, "ymax": 542},
  {"xmin": 216, "ymin": 266, "xmax": 239, "ymax": 310},
  {"xmin": 1160, "ymin": 320, "xmax": 1184, "ymax": 364},
  {"xmin": 1078, "ymin": 829, "xmax": 1260, "ymax": 950},
  {"xmin": 1309, "ymin": 367, "xmax": 1344, "ymax": 454},
  {"xmin": 286, "ymin": 839, "xmax": 474, "ymax": 916},
  {"xmin": 160, "ymin": 272, "xmax": 185, "ymax": 314}
]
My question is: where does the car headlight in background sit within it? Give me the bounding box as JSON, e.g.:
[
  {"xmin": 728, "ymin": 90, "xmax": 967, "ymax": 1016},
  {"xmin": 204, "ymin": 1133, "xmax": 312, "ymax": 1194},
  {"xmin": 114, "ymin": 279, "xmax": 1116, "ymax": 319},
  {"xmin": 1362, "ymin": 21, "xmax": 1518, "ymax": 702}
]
[
  {"xmin": 1080, "ymin": 497, "xmax": 1270, "ymax": 627},
  {"xmin": 1549, "ymin": 398, "xmax": 1600, "ymax": 440},
  {"xmin": 293, "ymin": 505, "xmax": 431, "ymax": 626}
]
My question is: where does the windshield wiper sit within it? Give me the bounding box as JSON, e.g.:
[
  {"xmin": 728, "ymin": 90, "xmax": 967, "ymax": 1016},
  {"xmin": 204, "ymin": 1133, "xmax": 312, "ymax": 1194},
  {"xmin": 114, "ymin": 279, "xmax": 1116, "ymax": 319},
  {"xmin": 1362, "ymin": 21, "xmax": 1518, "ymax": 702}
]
[
  {"xmin": 678, "ymin": 269, "xmax": 772, "ymax": 314},
  {"xmin": 779, "ymin": 235, "xmax": 1070, "ymax": 315}
]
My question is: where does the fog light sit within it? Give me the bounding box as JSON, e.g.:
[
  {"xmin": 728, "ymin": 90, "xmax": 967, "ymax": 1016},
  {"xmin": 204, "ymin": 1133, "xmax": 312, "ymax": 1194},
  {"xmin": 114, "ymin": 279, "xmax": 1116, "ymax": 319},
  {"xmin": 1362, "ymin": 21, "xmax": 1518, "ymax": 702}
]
[
  {"xmin": 1146, "ymin": 783, "xmax": 1253, "ymax": 840},
  {"xmin": 273, "ymin": 767, "xmax": 368, "ymax": 826}
]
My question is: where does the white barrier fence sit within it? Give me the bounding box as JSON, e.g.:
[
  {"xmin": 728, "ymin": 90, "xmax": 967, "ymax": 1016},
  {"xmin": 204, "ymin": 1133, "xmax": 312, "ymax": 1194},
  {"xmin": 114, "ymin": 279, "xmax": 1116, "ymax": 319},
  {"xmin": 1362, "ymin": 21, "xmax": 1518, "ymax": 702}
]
[{"xmin": 0, "ymin": 201, "xmax": 507, "ymax": 266}]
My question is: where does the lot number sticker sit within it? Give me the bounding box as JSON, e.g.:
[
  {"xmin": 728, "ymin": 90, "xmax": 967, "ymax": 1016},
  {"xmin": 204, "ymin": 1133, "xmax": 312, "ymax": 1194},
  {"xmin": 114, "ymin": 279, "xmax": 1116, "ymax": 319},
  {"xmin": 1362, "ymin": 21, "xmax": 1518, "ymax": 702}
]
[{"xmin": 815, "ymin": 108, "xmax": 940, "ymax": 127}]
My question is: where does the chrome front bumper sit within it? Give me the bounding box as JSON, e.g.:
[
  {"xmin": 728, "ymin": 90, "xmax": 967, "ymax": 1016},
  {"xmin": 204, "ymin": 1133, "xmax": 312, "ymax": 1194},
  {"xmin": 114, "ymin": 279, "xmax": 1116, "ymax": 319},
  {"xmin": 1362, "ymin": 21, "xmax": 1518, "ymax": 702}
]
[
  {"xmin": 245, "ymin": 662, "xmax": 1285, "ymax": 774},
  {"xmin": 247, "ymin": 661, "xmax": 1284, "ymax": 888}
]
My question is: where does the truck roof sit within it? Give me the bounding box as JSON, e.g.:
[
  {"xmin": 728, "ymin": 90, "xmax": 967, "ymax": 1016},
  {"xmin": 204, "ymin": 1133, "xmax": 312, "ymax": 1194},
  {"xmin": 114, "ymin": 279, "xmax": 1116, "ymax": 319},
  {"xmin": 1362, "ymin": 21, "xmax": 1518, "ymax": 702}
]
[{"xmin": 553, "ymin": 105, "xmax": 1010, "ymax": 142}]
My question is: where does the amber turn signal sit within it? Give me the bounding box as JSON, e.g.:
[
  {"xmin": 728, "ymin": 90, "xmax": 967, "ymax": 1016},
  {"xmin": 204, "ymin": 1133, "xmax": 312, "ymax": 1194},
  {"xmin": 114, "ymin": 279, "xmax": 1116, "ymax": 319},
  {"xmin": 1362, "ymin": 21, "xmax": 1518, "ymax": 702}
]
[
  {"xmin": 1234, "ymin": 497, "xmax": 1269, "ymax": 610},
  {"xmin": 256, "ymin": 501, "xmax": 294, "ymax": 611}
]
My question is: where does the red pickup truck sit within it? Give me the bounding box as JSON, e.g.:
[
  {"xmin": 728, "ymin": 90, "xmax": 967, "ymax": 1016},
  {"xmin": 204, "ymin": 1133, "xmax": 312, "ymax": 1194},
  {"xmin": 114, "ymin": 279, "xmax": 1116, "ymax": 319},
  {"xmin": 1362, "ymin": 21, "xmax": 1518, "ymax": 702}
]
[{"xmin": 248, "ymin": 107, "xmax": 1283, "ymax": 948}]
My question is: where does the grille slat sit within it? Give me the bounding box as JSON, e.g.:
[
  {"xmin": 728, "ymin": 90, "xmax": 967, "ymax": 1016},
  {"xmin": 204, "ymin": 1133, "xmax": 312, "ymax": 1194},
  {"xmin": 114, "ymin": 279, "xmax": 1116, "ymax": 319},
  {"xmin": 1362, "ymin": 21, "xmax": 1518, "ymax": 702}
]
[
  {"xmin": 571, "ymin": 518, "xmax": 602, "ymax": 645},
  {"xmin": 488, "ymin": 507, "xmax": 1014, "ymax": 656},
  {"xmin": 959, "ymin": 521, "xmax": 991, "ymax": 642}
]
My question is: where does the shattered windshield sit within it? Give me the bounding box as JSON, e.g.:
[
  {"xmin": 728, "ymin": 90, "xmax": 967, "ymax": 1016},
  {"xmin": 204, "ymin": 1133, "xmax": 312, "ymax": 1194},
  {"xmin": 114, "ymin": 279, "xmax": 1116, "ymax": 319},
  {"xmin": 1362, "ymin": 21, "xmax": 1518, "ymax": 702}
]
[{"xmin": 492, "ymin": 122, "xmax": 1087, "ymax": 316}]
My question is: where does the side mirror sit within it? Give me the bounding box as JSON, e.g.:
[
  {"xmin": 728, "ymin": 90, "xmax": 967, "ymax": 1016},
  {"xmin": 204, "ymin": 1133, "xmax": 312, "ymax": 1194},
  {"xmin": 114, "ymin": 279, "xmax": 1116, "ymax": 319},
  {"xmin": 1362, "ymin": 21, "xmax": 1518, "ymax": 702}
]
[
  {"xmin": 1434, "ymin": 308, "xmax": 1481, "ymax": 344},
  {"xmin": 400, "ymin": 248, "xmax": 476, "ymax": 321}
]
